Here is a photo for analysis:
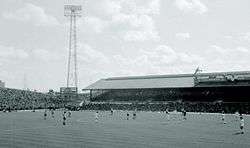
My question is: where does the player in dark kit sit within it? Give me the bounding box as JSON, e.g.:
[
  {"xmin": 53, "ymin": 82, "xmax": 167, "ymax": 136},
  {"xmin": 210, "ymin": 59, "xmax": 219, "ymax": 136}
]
[
  {"xmin": 127, "ymin": 112, "xmax": 129, "ymax": 120},
  {"xmin": 165, "ymin": 108, "xmax": 169, "ymax": 114},
  {"xmin": 44, "ymin": 110, "xmax": 47, "ymax": 120},
  {"xmin": 110, "ymin": 108, "xmax": 114, "ymax": 115},
  {"xmin": 32, "ymin": 107, "xmax": 35, "ymax": 112},
  {"xmin": 182, "ymin": 109, "xmax": 187, "ymax": 120},
  {"xmin": 51, "ymin": 109, "xmax": 54, "ymax": 118},
  {"xmin": 132, "ymin": 109, "xmax": 137, "ymax": 120},
  {"xmin": 63, "ymin": 111, "xmax": 66, "ymax": 125}
]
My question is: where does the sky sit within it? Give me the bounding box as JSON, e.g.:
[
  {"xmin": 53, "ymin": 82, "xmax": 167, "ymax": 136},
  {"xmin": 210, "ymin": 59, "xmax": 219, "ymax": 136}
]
[{"xmin": 0, "ymin": 0, "xmax": 250, "ymax": 92}]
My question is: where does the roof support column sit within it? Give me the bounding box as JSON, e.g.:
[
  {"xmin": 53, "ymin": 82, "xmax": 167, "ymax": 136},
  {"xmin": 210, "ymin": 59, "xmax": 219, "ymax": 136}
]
[{"xmin": 90, "ymin": 90, "xmax": 92, "ymax": 101}]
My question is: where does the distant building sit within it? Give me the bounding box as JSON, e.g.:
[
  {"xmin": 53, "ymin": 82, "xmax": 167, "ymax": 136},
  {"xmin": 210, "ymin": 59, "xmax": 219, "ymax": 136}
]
[
  {"xmin": 0, "ymin": 80, "xmax": 5, "ymax": 88},
  {"xmin": 60, "ymin": 87, "xmax": 79, "ymax": 104}
]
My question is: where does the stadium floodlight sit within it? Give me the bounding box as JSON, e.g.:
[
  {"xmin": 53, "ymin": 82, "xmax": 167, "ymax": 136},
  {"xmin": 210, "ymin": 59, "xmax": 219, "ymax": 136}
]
[
  {"xmin": 64, "ymin": 4, "xmax": 82, "ymax": 92},
  {"xmin": 64, "ymin": 5, "xmax": 82, "ymax": 16}
]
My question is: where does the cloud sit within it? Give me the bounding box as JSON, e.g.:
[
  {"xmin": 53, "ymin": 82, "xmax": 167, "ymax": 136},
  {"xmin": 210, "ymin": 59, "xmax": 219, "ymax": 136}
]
[
  {"xmin": 202, "ymin": 45, "xmax": 250, "ymax": 72},
  {"xmin": 174, "ymin": 0, "xmax": 208, "ymax": 14},
  {"xmin": 224, "ymin": 35, "xmax": 233, "ymax": 40},
  {"xmin": 122, "ymin": 0, "xmax": 161, "ymax": 15},
  {"xmin": 210, "ymin": 45, "xmax": 228, "ymax": 54},
  {"xmin": 111, "ymin": 44, "xmax": 204, "ymax": 75},
  {"xmin": 75, "ymin": 43, "xmax": 114, "ymax": 86},
  {"xmin": 142, "ymin": 45, "xmax": 203, "ymax": 65},
  {"xmin": 99, "ymin": 0, "xmax": 161, "ymax": 17},
  {"xmin": 240, "ymin": 32, "xmax": 250, "ymax": 42},
  {"xmin": 76, "ymin": 44, "xmax": 204, "ymax": 80},
  {"xmin": 78, "ymin": 43, "xmax": 110, "ymax": 65},
  {"xmin": 0, "ymin": 44, "xmax": 29, "ymax": 59},
  {"xmin": 236, "ymin": 47, "xmax": 249, "ymax": 53},
  {"xmin": 111, "ymin": 44, "xmax": 250, "ymax": 74},
  {"xmin": 92, "ymin": 0, "xmax": 121, "ymax": 17},
  {"xmin": 78, "ymin": 16, "xmax": 109, "ymax": 34},
  {"xmin": 83, "ymin": 0, "xmax": 161, "ymax": 41},
  {"xmin": 112, "ymin": 54, "xmax": 159, "ymax": 75},
  {"xmin": 84, "ymin": 16, "xmax": 108, "ymax": 33},
  {"xmin": 112, "ymin": 0, "xmax": 161, "ymax": 41},
  {"xmin": 210, "ymin": 45, "xmax": 249, "ymax": 55},
  {"xmin": 32, "ymin": 49, "xmax": 63, "ymax": 62},
  {"xmin": 123, "ymin": 30, "xmax": 159, "ymax": 41},
  {"xmin": 2, "ymin": 3, "xmax": 60, "ymax": 26},
  {"xmin": 175, "ymin": 32, "xmax": 190, "ymax": 40}
]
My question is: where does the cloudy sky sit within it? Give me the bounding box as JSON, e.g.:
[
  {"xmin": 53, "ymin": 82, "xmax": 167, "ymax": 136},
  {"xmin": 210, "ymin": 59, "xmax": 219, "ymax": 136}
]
[{"xmin": 0, "ymin": 0, "xmax": 250, "ymax": 92}]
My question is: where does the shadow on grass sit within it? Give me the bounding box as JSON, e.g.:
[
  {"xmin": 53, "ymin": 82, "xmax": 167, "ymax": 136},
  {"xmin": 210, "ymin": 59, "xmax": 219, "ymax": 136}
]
[{"xmin": 233, "ymin": 132, "xmax": 243, "ymax": 135}]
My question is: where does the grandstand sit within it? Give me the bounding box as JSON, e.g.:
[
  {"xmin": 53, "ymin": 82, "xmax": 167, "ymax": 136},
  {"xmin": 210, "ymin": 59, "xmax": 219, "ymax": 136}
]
[
  {"xmin": 82, "ymin": 71, "xmax": 250, "ymax": 113},
  {"xmin": 84, "ymin": 71, "xmax": 250, "ymax": 102}
]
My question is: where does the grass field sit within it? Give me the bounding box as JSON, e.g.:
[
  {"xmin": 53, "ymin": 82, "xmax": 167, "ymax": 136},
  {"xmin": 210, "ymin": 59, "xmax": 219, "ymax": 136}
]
[{"xmin": 0, "ymin": 110, "xmax": 249, "ymax": 148}]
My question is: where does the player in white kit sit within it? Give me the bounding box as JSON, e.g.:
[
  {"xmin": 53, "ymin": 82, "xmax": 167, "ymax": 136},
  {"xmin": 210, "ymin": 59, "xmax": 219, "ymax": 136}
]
[
  {"xmin": 95, "ymin": 111, "xmax": 99, "ymax": 123},
  {"xmin": 221, "ymin": 111, "xmax": 226, "ymax": 124},
  {"xmin": 234, "ymin": 111, "xmax": 239, "ymax": 121},
  {"xmin": 67, "ymin": 111, "xmax": 71, "ymax": 118},
  {"xmin": 165, "ymin": 108, "xmax": 170, "ymax": 121}
]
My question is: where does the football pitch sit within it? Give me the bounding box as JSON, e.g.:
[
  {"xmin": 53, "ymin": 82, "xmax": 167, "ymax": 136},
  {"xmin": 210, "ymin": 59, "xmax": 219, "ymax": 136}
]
[{"xmin": 0, "ymin": 110, "xmax": 249, "ymax": 148}]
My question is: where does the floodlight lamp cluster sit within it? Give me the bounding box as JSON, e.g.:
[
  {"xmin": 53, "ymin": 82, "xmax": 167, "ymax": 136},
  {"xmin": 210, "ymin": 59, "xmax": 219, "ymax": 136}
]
[{"xmin": 64, "ymin": 5, "xmax": 82, "ymax": 17}]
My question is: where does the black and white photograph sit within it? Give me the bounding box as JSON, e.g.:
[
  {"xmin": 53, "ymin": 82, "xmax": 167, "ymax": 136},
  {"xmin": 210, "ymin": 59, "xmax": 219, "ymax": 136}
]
[{"xmin": 0, "ymin": 0, "xmax": 250, "ymax": 147}]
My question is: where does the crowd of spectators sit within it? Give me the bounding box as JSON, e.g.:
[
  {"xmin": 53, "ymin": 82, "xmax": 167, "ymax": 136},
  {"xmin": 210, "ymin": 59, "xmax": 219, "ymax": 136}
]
[
  {"xmin": 0, "ymin": 87, "xmax": 249, "ymax": 114},
  {"xmin": 67, "ymin": 101, "xmax": 250, "ymax": 114},
  {"xmin": 0, "ymin": 88, "xmax": 87, "ymax": 111},
  {"xmin": 0, "ymin": 88, "xmax": 57, "ymax": 111}
]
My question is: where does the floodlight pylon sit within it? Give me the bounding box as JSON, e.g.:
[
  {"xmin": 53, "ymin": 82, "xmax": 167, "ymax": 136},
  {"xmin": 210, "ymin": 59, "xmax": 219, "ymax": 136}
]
[{"xmin": 64, "ymin": 5, "xmax": 82, "ymax": 91}]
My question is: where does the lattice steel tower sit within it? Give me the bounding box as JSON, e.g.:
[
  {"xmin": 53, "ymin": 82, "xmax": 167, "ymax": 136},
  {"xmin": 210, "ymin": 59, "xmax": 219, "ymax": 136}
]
[{"xmin": 64, "ymin": 5, "xmax": 82, "ymax": 91}]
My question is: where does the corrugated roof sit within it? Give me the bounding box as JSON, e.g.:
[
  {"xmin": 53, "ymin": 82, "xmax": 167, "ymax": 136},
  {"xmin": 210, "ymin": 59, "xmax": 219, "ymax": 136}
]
[
  {"xmin": 84, "ymin": 74, "xmax": 195, "ymax": 90},
  {"xmin": 196, "ymin": 71, "xmax": 250, "ymax": 77},
  {"xmin": 84, "ymin": 71, "xmax": 250, "ymax": 90}
]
